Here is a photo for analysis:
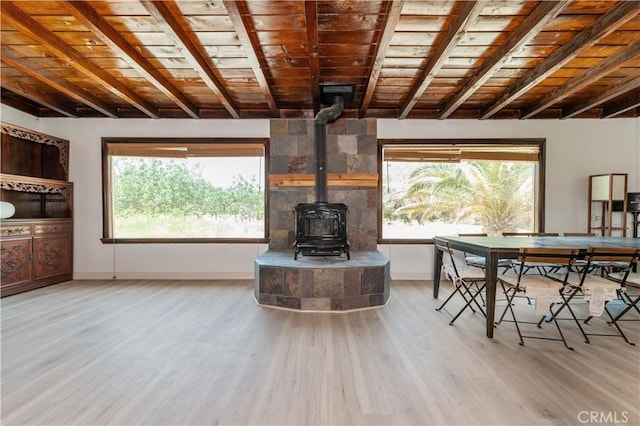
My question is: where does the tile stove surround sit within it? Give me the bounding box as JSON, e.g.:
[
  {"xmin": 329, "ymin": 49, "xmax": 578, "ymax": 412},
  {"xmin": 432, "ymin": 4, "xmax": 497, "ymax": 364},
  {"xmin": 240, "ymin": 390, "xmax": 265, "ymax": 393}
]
[{"xmin": 255, "ymin": 250, "xmax": 389, "ymax": 311}]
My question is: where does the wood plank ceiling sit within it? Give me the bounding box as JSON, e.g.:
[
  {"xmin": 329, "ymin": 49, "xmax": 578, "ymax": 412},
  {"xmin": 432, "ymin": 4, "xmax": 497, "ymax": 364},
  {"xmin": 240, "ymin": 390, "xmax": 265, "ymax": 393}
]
[{"xmin": 1, "ymin": 0, "xmax": 639, "ymax": 120}]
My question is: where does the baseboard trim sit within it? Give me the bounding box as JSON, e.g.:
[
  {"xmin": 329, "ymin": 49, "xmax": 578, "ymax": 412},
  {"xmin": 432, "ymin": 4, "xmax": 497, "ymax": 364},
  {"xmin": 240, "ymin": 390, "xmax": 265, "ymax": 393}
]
[
  {"xmin": 73, "ymin": 272, "xmax": 255, "ymax": 280},
  {"xmin": 390, "ymin": 273, "xmax": 434, "ymax": 281},
  {"xmin": 73, "ymin": 272, "xmax": 432, "ymax": 281}
]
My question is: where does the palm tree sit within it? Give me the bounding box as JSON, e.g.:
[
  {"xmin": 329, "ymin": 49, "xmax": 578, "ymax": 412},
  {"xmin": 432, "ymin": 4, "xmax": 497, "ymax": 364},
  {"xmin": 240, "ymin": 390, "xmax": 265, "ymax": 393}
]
[{"xmin": 392, "ymin": 161, "xmax": 533, "ymax": 236}]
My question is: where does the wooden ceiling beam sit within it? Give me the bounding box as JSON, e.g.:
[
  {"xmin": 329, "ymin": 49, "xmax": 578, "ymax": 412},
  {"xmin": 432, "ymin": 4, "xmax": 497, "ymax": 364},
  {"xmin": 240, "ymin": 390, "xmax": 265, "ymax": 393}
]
[
  {"xmin": 0, "ymin": 88, "xmax": 42, "ymax": 116},
  {"xmin": 439, "ymin": 1, "xmax": 568, "ymax": 119},
  {"xmin": 522, "ymin": 40, "xmax": 640, "ymax": 119},
  {"xmin": 481, "ymin": 1, "xmax": 640, "ymax": 119},
  {"xmin": 304, "ymin": 0, "xmax": 321, "ymax": 113},
  {"xmin": 1, "ymin": 1, "xmax": 159, "ymax": 118},
  {"xmin": 360, "ymin": 0, "xmax": 404, "ymax": 116},
  {"xmin": 222, "ymin": 0, "xmax": 279, "ymax": 116},
  {"xmin": 562, "ymin": 74, "xmax": 640, "ymax": 119},
  {"xmin": 0, "ymin": 75, "xmax": 77, "ymax": 118},
  {"xmin": 602, "ymin": 91, "xmax": 640, "ymax": 118},
  {"xmin": 1, "ymin": 46, "xmax": 119, "ymax": 118},
  {"xmin": 140, "ymin": 0, "xmax": 240, "ymax": 118},
  {"xmin": 399, "ymin": 1, "xmax": 484, "ymax": 119},
  {"xmin": 62, "ymin": 1, "xmax": 199, "ymax": 119}
]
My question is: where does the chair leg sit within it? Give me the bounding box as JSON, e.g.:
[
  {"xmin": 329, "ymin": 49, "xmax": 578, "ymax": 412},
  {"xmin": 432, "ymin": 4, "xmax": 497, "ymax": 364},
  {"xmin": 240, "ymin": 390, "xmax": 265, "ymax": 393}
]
[
  {"xmin": 620, "ymin": 293, "xmax": 640, "ymax": 315},
  {"xmin": 470, "ymin": 283, "xmax": 487, "ymax": 313},
  {"xmin": 504, "ymin": 292, "xmax": 525, "ymax": 346},
  {"xmin": 542, "ymin": 288, "xmax": 579, "ymax": 323},
  {"xmin": 604, "ymin": 302, "xmax": 637, "ymax": 346},
  {"xmin": 475, "ymin": 282, "xmax": 486, "ymax": 306},
  {"xmin": 436, "ymin": 284, "xmax": 463, "ymax": 312},
  {"xmin": 560, "ymin": 291, "xmax": 637, "ymax": 346},
  {"xmin": 497, "ymin": 283, "xmax": 518, "ymax": 324},
  {"xmin": 617, "ymin": 293, "xmax": 640, "ymax": 317},
  {"xmin": 450, "ymin": 282, "xmax": 486, "ymax": 325},
  {"xmin": 550, "ymin": 315, "xmax": 574, "ymax": 351},
  {"xmin": 548, "ymin": 290, "xmax": 591, "ymax": 343},
  {"xmin": 498, "ymin": 285, "xmax": 575, "ymax": 350},
  {"xmin": 457, "ymin": 283, "xmax": 479, "ymax": 315}
]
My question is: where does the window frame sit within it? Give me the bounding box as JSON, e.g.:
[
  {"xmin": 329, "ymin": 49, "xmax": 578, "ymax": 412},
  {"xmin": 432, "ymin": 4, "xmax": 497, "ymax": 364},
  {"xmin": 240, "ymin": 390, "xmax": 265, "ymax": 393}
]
[
  {"xmin": 377, "ymin": 138, "xmax": 546, "ymax": 244},
  {"xmin": 101, "ymin": 137, "xmax": 270, "ymax": 244}
]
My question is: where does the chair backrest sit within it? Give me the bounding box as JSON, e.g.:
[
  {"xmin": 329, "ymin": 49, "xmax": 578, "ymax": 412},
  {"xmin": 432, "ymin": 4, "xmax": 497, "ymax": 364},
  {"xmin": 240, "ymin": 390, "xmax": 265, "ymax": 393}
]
[
  {"xmin": 513, "ymin": 247, "xmax": 579, "ymax": 284},
  {"xmin": 515, "ymin": 247, "xmax": 579, "ymax": 265},
  {"xmin": 436, "ymin": 242, "xmax": 462, "ymax": 278},
  {"xmin": 581, "ymin": 247, "xmax": 640, "ymax": 285},
  {"xmin": 563, "ymin": 232, "xmax": 596, "ymax": 237},
  {"xmin": 503, "ymin": 232, "xmax": 560, "ymax": 237},
  {"xmin": 585, "ymin": 247, "xmax": 640, "ymax": 264},
  {"xmin": 458, "ymin": 233, "xmax": 488, "ymax": 237}
]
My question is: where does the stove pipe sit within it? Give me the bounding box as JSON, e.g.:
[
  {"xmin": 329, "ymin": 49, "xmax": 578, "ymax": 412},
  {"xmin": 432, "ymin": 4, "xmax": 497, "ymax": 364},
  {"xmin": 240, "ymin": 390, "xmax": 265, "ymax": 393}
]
[{"xmin": 314, "ymin": 96, "xmax": 344, "ymax": 203}]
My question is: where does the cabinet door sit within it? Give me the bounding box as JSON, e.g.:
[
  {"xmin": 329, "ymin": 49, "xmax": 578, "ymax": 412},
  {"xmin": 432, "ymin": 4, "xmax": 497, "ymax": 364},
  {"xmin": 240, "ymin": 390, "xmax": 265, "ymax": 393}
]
[
  {"xmin": 33, "ymin": 233, "xmax": 71, "ymax": 280},
  {"xmin": 0, "ymin": 237, "xmax": 32, "ymax": 288}
]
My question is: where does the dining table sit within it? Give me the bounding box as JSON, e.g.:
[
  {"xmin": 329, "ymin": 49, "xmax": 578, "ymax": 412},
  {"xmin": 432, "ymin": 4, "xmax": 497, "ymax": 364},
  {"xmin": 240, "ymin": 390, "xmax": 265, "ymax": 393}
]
[{"xmin": 432, "ymin": 235, "xmax": 640, "ymax": 338}]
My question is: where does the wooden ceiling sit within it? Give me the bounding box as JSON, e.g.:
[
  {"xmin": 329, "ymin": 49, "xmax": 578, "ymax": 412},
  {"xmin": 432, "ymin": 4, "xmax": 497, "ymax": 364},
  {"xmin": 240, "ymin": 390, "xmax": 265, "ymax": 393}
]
[{"xmin": 1, "ymin": 0, "xmax": 639, "ymax": 120}]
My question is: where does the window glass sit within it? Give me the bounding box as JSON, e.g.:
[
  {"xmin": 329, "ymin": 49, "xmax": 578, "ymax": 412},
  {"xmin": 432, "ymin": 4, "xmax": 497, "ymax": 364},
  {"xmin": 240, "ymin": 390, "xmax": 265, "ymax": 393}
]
[
  {"xmin": 381, "ymin": 141, "xmax": 542, "ymax": 240},
  {"xmin": 103, "ymin": 140, "xmax": 266, "ymax": 241}
]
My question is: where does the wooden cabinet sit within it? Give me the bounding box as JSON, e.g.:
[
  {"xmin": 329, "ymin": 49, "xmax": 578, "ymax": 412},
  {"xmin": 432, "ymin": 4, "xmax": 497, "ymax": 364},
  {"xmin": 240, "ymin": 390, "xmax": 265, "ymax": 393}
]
[
  {"xmin": 0, "ymin": 123, "xmax": 73, "ymax": 297},
  {"xmin": 1, "ymin": 219, "xmax": 72, "ymax": 296}
]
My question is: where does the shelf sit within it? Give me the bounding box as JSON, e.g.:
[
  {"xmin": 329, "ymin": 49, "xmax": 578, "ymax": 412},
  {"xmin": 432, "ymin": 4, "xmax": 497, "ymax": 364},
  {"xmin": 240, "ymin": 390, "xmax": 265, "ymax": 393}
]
[
  {"xmin": 0, "ymin": 173, "xmax": 72, "ymax": 192},
  {"xmin": 588, "ymin": 173, "xmax": 627, "ymax": 237},
  {"xmin": 1, "ymin": 122, "xmax": 69, "ymax": 180},
  {"xmin": 269, "ymin": 173, "xmax": 379, "ymax": 187}
]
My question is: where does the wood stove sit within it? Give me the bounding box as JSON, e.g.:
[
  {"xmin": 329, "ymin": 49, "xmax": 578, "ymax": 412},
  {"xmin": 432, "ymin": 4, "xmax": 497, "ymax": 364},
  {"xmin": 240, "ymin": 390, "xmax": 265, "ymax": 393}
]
[
  {"xmin": 292, "ymin": 84, "xmax": 354, "ymax": 260},
  {"xmin": 293, "ymin": 203, "xmax": 349, "ymax": 260}
]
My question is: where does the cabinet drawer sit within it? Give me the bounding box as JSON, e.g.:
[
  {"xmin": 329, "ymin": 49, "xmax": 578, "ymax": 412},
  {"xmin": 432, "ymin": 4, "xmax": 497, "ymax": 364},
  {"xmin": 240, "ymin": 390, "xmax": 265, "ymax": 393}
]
[
  {"xmin": 0, "ymin": 224, "xmax": 32, "ymax": 237},
  {"xmin": 33, "ymin": 222, "xmax": 72, "ymax": 235}
]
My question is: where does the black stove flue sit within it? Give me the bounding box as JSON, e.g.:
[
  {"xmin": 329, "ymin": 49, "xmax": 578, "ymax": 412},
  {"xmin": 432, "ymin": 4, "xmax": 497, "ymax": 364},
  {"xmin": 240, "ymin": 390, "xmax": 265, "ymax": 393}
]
[{"xmin": 293, "ymin": 84, "xmax": 354, "ymax": 260}]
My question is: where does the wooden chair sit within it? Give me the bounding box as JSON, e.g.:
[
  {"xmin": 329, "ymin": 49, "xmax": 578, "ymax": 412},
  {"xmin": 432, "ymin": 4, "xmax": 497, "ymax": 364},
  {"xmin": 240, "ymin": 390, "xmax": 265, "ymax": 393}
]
[
  {"xmin": 435, "ymin": 241, "xmax": 487, "ymax": 325},
  {"xmin": 555, "ymin": 247, "xmax": 640, "ymax": 346},
  {"xmin": 497, "ymin": 247, "xmax": 580, "ymax": 350}
]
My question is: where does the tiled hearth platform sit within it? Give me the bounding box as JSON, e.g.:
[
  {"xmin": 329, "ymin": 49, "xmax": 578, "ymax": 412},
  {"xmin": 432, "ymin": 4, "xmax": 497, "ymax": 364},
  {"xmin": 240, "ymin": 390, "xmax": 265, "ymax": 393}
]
[{"xmin": 255, "ymin": 250, "xmax": 390, "ymax": 311}]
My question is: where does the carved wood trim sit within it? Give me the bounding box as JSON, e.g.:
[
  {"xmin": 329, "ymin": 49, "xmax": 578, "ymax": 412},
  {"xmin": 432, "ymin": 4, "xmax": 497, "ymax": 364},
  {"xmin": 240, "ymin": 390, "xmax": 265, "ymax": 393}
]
[
  {"xmin": 33, "ymin": 223, "xmax": 73, "ymax": 234},
  {"xmin": 0, "ymin": 239, "xmax": 31, "ymax": 286},
  {"xmin": 0, "ymin": 174, "xmax": 73, "ymax": 207},
  {"xmin": 0, "ymin": 226, "xmax": 32, "ymax": 237},
  {"xmin": 1, "ymin": 122, "xmax": 70, "ymax": 175}
]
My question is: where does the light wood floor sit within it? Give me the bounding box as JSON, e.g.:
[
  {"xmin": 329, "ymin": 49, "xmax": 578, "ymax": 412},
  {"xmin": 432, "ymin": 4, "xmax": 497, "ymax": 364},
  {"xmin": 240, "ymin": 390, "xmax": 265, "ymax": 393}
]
[{"xmin": 1, "ymin": 279, "xmax": 639, "ymax": 425}]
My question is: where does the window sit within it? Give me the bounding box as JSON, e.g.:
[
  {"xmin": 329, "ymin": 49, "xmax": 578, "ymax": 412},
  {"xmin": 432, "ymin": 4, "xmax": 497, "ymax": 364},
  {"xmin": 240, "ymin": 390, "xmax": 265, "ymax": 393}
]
[
  {"xmin": 379, "ymin": 139, "xmax": 545, "ymax": 241},
  {"xmin": 102, "ymin": 138, "xmax": 268, "ymax": 242}
]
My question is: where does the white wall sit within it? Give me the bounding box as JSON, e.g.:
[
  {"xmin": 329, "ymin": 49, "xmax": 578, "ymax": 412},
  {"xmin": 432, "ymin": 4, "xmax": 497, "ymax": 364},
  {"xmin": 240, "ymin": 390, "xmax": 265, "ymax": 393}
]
[
  {"xmin": 0, "ymin": 105, "xmax": 42, "ymax": 131},
  {"xmin": 2, "ymin": 105, "xmax": 638, "ymax": 280}
]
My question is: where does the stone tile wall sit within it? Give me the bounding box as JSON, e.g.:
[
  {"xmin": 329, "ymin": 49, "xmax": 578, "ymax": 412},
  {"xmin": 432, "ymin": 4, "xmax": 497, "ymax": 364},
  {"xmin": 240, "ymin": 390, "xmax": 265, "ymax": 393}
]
[{"xmin": 269, "ymin": 118, "xmax": 378, "ymax": 250}]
